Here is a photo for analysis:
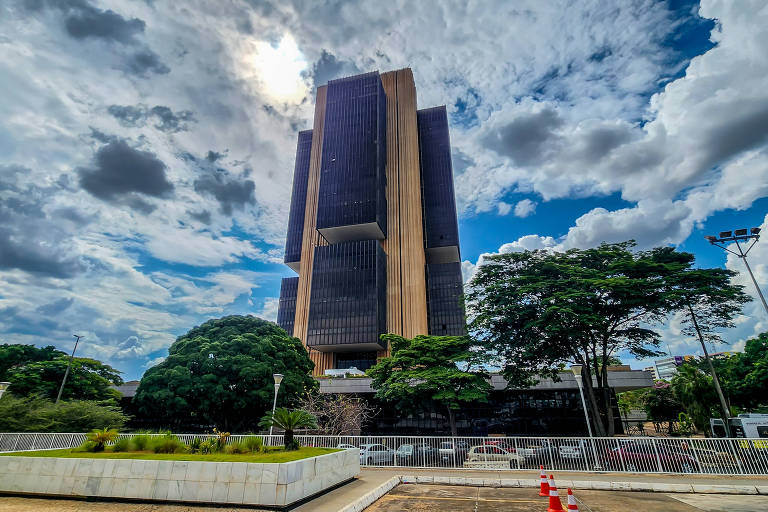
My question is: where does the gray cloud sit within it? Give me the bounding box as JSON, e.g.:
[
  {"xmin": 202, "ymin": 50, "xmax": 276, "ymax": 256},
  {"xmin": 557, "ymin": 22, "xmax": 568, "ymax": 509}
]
[
  {"xmin": 125, "ymin": 50, "xmax": 170, "ymax": 77},
  {"xmin": 78, "ymin": 140, "xmax": 173, "ymax": 207},
  {"xmin": 194, "ymin": 170, "xmax": 255, "ymax": 216},
  {"xmin": 108, "ymin": 104, "xmax": 196, "ymax": 132},
  {"xmin": 307, "ymin": 50, "xmax": 360, "ymax": 89},
  {"xmin": 581, "ymin": 124, "xmax": 633, "ymax": 163},
  {"xmin": 704, "ymin": 103, "xmax": 768, "ymax": 168},
  {"xmin": 36, "ymin": 298, "xmax": 75, "ymax": 315},
  {"xmin": 188, "ymin": 210, "xmax": 212, "ymax": 224},
  {"xmin": 483, "ymin": 108, "xmax": 564, "ymax": 166},
  {"xmin": 64, "ymin": 5, "xmax": 145, "ymax": 44}
]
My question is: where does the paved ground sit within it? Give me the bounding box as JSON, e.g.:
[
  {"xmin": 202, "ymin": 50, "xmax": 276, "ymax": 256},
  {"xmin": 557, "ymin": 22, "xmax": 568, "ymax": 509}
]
[
  {"xmin": 364, "ymin": 484, "xmax": 768, "ymax": 512},
  {"xmin": 0, "ymin": 496, "xmax": 272, "ymax": 511}
]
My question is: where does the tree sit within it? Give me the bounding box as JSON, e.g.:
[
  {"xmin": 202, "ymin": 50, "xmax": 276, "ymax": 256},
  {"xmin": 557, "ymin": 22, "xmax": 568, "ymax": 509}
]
[
  {"xmin": 368, "ymin": 334, "xmax": 491, "ymax": 436},
  {"xmin": 299, "ymin": 392, "xmax": 378, "ymax": 435},
  {"xmin": 0, "ymin": 344, "xmax": 65, "ymax": 381},
  {"xmin": 642, "ymin": 381, "xmax": 682, "ymax": 433},
  {"xmin": 666, "ymin": 266, "xmax": 751, "ymax": 424},
  {"xmin": 6, "ymin": 357, "xmax": 123, "ymax": 401},
  {"xmin": 466, "ymin": 242, "xmax": 704, "ymax": 436},
  {"xmin": 671, "ymin": 364, "xmax": 719, "ymax": 435},
  {"xmin": 259, "ymin": 408, "xmax": 317, "ymax": 450},
  {"xmin": 0, "ymin": 394, "xmax": 128, "ymax": 432},
  {"xmin": 133, "ymin": 315, "xmax": 316, "ymax": 432}
]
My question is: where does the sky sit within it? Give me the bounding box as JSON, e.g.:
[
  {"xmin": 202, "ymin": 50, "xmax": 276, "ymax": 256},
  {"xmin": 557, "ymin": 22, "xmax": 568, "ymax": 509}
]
[{"xmin": 1, "ymin": 0, "xmax": 767, "ymax": 381}]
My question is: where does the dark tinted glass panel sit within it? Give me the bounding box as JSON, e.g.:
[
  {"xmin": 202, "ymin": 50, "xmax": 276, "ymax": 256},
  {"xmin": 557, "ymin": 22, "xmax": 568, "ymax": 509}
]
[
  {"xmin": 277, "ymin": 277, "xmax": 299, "ymax": 335},
  {"xmin": 336, "ymin": 351, "xmax": 378, "ymax": 371},
  {"xmin": 426, "ymin": 262, "xmax": 465, "ymax": 335},
  {"xmin": 284, "ymin": 130, "xmax": 313, "ymax": 264},
  {"xmin": 306, "ymin": 240, "xmax": 386, "ymax": 349},
  {"xmin": 418, "ymin": 106, "xmax": 459, "ymax": 250},
  {"xmin": 316, "ymin": 72, "xmax": 387, "ymax": 234}
]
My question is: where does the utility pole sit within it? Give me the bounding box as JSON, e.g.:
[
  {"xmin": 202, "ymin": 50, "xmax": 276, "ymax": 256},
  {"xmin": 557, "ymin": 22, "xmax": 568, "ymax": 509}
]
[
  {"xmin": 55, "ymin": 334, "xmax": 83, "ymax": 404},
  {"xmin": 706, "ymin": 228, "xmax": 768, "ymax": 317}
]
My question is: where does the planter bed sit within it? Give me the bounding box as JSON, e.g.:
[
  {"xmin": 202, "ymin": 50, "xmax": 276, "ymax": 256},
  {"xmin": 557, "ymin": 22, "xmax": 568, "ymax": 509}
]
[{"xmin": 0, "ymin": 447, "xmax": 359, "ymax": 508}]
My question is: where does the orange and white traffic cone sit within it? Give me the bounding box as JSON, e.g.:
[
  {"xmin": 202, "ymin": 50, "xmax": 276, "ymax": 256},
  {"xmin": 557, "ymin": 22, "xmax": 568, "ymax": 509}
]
[
  {"xmin": 539, "ymin": 465, "xmax": 549, "ymax": 497},
  {"xmin": 547, "ymin": 474, "xmax": 564, "ymax": 512},
  {"xmin": 566, "ymin": 488, "xmax": 579, "ymax": 511}
]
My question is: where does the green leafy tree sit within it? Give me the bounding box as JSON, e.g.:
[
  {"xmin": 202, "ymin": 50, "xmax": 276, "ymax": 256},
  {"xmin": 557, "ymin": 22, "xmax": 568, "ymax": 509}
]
[
  {"xmin": 671, "ymin": 364, "xmax": 720, "ymax": 435},
  {"xmin": 133, "ymin": 315, "xmax": 316, "ymax": 432},
  {"xmin": 617, "ymin": 389, "xmax": 645, "ymax": 422},
  {"xmin": 466, "ymin": 242, "xmax": 698, "ymax": 436},
  {"xmin": 0, "ymin": 394, "xmax": 128, "ymax": 432},
  {"xmin": 642, "ymin": 381, "xmax": 683, "ymax": 432},
  {"xmin": 259, "ymin": 408, "xmax": 317, "ymax": 450},
  {"xmin": 666, "ymin": 267, "xmax": 751, "ymax": 422},
  {"xmin": 6, "ymin": 357, "xmax": 123, "ymax": 401},
  {"xmin": 0, "ymin": 344, "xmax": 65, "ymax": 381},
  {"xmin": 368, "ymin": 334, "xmax": 492, "ymax": 436},
  {"xmin": 700, "ymin": 333, "xmax": 768, "ymax": 411}
]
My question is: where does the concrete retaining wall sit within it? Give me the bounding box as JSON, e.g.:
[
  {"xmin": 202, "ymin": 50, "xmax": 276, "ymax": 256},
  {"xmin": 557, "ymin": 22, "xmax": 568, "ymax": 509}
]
[{"xmin": 0, "ymin": 449, "xmax": 359, "ymax": 508}]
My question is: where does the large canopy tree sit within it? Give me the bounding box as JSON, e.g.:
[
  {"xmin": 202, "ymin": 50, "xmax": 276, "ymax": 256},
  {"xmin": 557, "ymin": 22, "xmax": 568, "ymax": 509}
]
[
  {"xmin": 466, "ymin": 242, "xmax": 748, "ymax": 436},
  {"xmin": 0, "ymin": 344, "xmax": 66, "ymax": 381},
  {"xmin": 133, "ymin": 315, "xmax": 316, "ymax": 432},
  {"xmin": 5, "ymin": 355, "xmax": 123, "ymax": 402},
  {"xmin": 368, "ymin": 334, "xmax": 491, "ymax": 436}
]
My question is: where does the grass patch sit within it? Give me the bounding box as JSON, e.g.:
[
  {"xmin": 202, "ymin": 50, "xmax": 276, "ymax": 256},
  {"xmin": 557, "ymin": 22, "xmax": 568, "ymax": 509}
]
[{"xmin": 0, "ymin": 446, "xmax": 339, "ymax": 463}]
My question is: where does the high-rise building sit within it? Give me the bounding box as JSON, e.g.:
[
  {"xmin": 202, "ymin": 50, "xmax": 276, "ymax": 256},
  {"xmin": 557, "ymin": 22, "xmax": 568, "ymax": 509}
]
[{"xmin": 277, "ymin": 69, "xmax": 464, "ymax": 376}]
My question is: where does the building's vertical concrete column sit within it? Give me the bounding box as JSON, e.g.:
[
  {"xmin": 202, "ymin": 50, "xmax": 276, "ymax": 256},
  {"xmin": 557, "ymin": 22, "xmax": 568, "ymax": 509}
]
[
  {"xmin": 293, "ymin": 85, "xmax": 333, "ymax": 375},
  {"xmin": 379, "ymin": 69, "xmax": 428, "ymax": 359}
]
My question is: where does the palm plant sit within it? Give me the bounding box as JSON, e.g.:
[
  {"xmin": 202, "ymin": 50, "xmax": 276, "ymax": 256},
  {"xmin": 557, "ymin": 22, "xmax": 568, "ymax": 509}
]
[
  {"xmin": 259, "ymin": 408, "xmax": 317, "ymax": 450},
  {"xmin": 86, "ymin": 428, "xmax": 119, "ymax": 452}
]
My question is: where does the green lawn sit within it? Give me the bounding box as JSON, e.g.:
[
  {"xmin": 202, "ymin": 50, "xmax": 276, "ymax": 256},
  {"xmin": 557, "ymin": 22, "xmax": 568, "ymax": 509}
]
[{"xmin": 0, "ymin": 446, "xmax": 339, "ymax": 463}]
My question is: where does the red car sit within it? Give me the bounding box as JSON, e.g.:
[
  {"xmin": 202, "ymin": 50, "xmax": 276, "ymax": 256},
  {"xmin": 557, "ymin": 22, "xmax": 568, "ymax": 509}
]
[{"xmin": 607, "ymin": 442, "xmax": 699, "ymax": 473}]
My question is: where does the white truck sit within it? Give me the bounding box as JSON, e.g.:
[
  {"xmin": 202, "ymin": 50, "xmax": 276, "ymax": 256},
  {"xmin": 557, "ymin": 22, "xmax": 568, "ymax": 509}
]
[{"xmin": 711, "ymin": 413, "xmax": 768, "ymax": 438}]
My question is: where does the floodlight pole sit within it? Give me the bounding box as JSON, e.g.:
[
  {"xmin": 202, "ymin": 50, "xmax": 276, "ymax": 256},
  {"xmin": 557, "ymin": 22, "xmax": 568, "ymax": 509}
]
[
  {"xmin": 56, "ymin": 334, "xmax": 83, "ymax": 404},
  {"xmin": 269, "ymin": 374, "xmax": 284, "ymax": 439},
  {"xmin": 706, "ymin": 231, "xmax": 768, "ymax": 317}
]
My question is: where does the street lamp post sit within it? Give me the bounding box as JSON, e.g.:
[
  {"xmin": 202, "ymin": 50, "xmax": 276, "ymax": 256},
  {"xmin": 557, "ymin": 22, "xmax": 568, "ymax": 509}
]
[
  {"xmin": 55, "ymin": 334, "xmax": 83, "ymax": 404},
  {"xmin": 269, "ymin": 373, "xmax": 284, "ymax": 438},
  {"xmin": 705, "ymin": 227, "xmax": 768, "ymax": 317},
  {"xmin": 571, "ymin": 365, "xmax": 602, "ymax": 471},
  {"xmin": 0, "ymin": 382, "xmax": 10, "ymax": 399}
]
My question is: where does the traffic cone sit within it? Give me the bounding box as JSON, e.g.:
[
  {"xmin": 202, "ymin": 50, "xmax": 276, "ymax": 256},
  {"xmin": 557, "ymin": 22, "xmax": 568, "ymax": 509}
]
[
  {"xmin": 547, "ymin": 474, "xmax": 564, "ymax": 512},
  {"xmin": 566, "ymin": 488, "xmax": 579, "ymax": 511},
  {"xmin": 538, "ymin": 465, "xmax": 549, "ymax": 497}
]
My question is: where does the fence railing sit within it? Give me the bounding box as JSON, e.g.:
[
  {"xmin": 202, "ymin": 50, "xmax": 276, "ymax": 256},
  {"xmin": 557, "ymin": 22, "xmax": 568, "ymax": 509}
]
[{"xmin": 1, "ymin": 433, "xmax": 766, "ymax": 476}]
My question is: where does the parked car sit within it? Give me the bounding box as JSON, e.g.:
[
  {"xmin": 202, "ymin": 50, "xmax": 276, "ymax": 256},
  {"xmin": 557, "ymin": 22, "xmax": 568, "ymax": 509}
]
[
  {"xmin": 337, "ymin": 443, "xmax": 357, "ymax": 450},
  {"xmin": 438, "ymin": 441, "xmax": 470, "ymax": 464},
  {"xmin": 518, "ymin": 440, "xmax": 559, "ymax": 461},
  {"xmin": 395, "ymin": 443, "xmax": 436, "ymax": 466},
  {"xmin": 558, "ymin": 440, "xmax": 589, "ymax": 460},
  {"xmin": 464, "ymin": 445, "xmax": 524, "ymax": 469},
  {"xmin": 359, "ymin": 444, "xmax": 395, "ymax": 465},
  {"xmin": 606, "ymin": 442, "xmax": 699, "ymax": 473}
]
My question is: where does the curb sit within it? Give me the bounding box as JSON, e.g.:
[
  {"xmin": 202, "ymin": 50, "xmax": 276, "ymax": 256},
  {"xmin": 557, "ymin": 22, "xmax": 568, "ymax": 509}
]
[{"xmin": 339, "ymin": 476, "xmax": 400, "ymax": 512}]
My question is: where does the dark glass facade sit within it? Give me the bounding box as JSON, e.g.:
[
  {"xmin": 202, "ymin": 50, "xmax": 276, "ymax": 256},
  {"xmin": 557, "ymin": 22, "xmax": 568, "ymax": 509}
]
[
  {"xmin": 335, "ymin": 352, "xmax": 378, "ymax": 371},
  {"xmin": 306, "ymin": 240, "xmax": 387, "ymax": 351},
  {"xmin": 417, "ymin": 107, "xmax": 459, "ymax": 259},
  {"xmin": 426, "ymin": 262, "xmax": 466, "ymax": 336},
  {"xmin": 277, "ymin": 277, "xmax": 299, "ymax": 335},
  {"xmin": 284, "ymin": 130, "xmax": 313, "ymax": 269},
  {"xmin": 316, "ymin": 72, "xmax": 387, "ymax": 242}
]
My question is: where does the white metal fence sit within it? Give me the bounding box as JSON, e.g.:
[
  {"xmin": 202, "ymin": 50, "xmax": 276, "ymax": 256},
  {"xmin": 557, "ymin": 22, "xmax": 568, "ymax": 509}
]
[{"xmin": 1, "ymin": 433, "xmax": 766, "ymax": 476}]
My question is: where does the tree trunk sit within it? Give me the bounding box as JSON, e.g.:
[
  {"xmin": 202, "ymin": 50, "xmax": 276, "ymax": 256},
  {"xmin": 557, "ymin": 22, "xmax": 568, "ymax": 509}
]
[
  {"xmin": 284, "ymin": 429, "xmax": 294, "ymax": 449},
  {"xmin": 446, "ymin": 405, "xmax": 457, "ymax": 437},
  {"xmin": 601, "ymin": 367, "xmax": 615, "ymax": 436},
  {"xmin": 580, "ymin": 364, "xmax": 607, "ymax": 436}
]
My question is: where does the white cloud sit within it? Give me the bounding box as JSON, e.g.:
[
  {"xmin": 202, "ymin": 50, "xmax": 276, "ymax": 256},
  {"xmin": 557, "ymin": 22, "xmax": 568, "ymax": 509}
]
[
  {"xmin": 513, "ymin": 199, "xmax": 537, "ymax": 218},
  {"xmin": 257, "ymin": 297, "xmax": 280, "ymax": 322}
]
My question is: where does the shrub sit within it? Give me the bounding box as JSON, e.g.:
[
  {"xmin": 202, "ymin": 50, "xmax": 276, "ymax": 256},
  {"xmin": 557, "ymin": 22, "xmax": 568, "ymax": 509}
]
[
  {"xmin": 212, "ymin": 428, "xmax": 230, "ymax": 452},
  {"xmin": 86, "ymin": 428, "xmax": 119, "ymax": 452},
  {"xmin": 152, "ymin": 433, "xmax": 185, "ymax": 454},
  {"xmin": 188, "ymin": 437, "xmax": 202, "ymax": 454},
  {"xmin": 78, "ymin": 440, "xmax": 98, "ymax": 452},
  {"xmin": 224, "ymin": 442, "xmax": 249, "ymax": 454},
  {"xmin": 242, "ymin": 436, "xmax": 264, "ymax": 453},
  {"xmin": 285, "ymin": 439, "xmax": 301, "ymax": 451},
  {"xmin": 199, "ymin": 438, "xmax": 217, "ymax": 454},
  {"xmin": 130, "ymin": 434, "xmax": 153, "ymax": 451},
  {"xmin": 111, "ymin": 437, "xmax": 132, "ymax": 452},
  {"xmin": 0, "ymin": 394, "xmax": 128, "ymax": 432}
]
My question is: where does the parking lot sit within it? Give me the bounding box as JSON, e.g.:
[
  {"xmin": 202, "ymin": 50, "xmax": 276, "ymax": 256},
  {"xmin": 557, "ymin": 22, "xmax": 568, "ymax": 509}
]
[{"xmin": 363, "ymin": 484, "xmax": 768, "ymax": 512}]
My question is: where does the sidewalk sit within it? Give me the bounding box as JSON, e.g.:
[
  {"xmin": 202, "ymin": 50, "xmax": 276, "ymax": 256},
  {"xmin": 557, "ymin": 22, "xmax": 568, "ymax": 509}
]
[{"xmin": 293, "ymin": 468, "xmax": 768, "ymax": 512}]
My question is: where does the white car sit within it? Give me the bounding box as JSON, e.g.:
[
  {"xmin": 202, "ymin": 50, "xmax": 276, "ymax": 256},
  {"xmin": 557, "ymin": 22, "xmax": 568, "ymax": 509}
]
[
  {"xmin": 558, "ymin": 440, "xmax": 588, "ymax": 460},
  {"xmin": 359, "ymin": 443, "xmax": 394, "ymax": 465},
  {"xmin": 337, "ymin": 443, "xmax": 357, "ymax": 450},
  {"xmin": 464, "ymin": 445, "xmax": 524, "ymax": 468}
]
